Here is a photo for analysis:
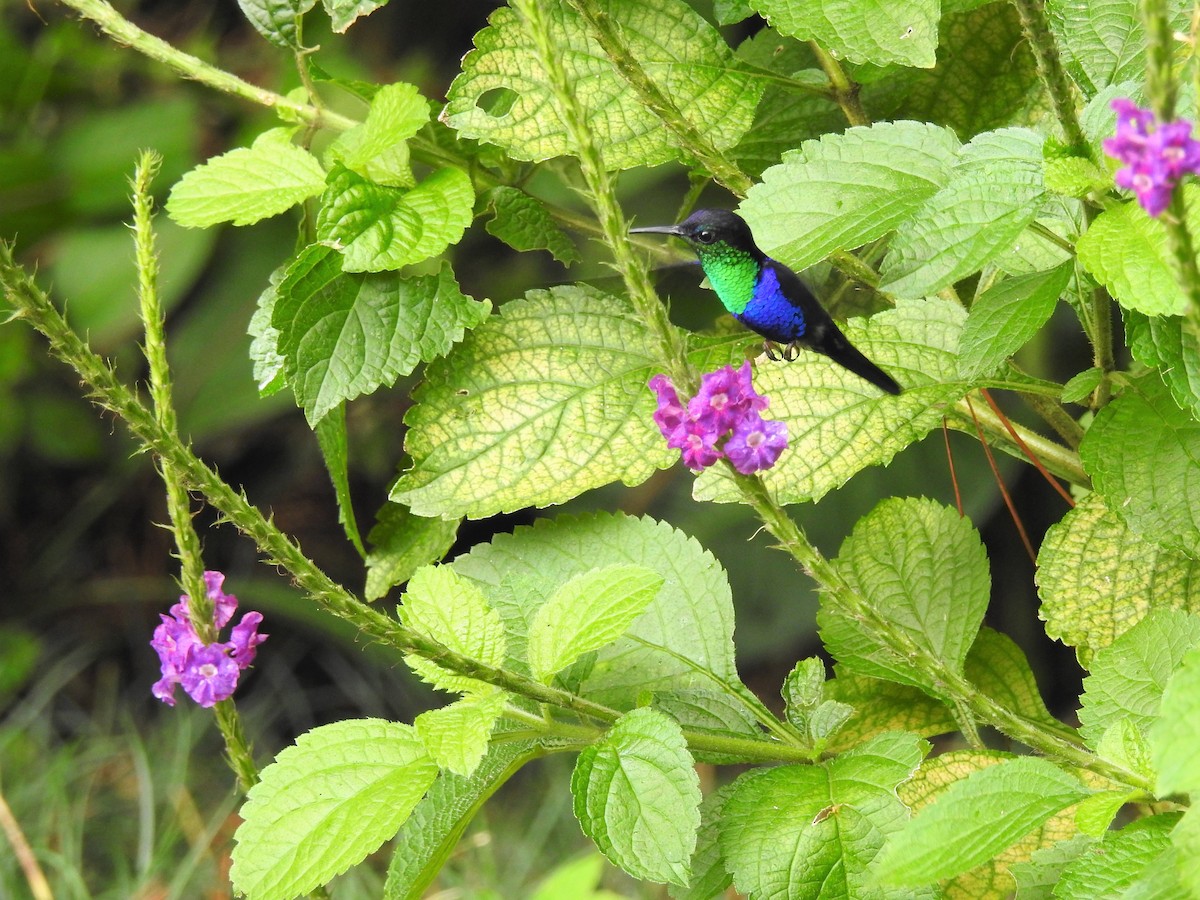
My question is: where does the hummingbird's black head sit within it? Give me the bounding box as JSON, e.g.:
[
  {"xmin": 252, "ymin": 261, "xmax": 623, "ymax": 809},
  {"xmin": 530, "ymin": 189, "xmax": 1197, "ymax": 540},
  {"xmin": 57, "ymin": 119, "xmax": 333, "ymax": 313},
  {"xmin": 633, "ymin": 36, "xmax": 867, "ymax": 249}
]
[{"xmin": 630, "ymin": 208, "xmax": 764, "ymax": 260}]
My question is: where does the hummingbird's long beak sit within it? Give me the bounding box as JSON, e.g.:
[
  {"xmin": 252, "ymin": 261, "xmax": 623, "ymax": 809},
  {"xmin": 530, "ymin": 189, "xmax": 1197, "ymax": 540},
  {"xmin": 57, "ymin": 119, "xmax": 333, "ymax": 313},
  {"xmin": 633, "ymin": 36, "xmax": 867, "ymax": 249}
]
[{"xmin": 629, "ymin": 223, "xmax": 684, "ymax": 236}]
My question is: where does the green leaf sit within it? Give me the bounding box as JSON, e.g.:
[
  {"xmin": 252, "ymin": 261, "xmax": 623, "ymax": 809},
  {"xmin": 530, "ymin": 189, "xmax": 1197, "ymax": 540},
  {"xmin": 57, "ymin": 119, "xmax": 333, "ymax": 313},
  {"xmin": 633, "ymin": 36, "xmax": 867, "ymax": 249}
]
[
  {"xmin": 317, "ymin": 165, "xmax": 474, "ymax": 273},
  {"xmin": 721, "ymin": 732, "xmax": 927, "ymax": 899},
  {"xmin": 1008, "ymin": 835, "xmax": 1094, "ymax": 900},
  {"xmin": 1152, "ymin": 644, "xmax": 1200, "ymax": 797},
  {"xmin": 1055, "ymin": 814, "xmax": 1180, "ymax": 899},
  {"xmin": 824, "ymin": 674, "xmax": 957, "ymax": 751},
  {"xmin": 248, "ymin": 264, "xmax": 288, "ymax": 397},
  {"xmin": 732, "ymin": 34, "xmax": 844, "ymax": 177},
  {"xmin": 414, "ymin": 688, "xmax": 507, "ymax": 777},
  {"xmin": 874, "ymin": 757, "xmax": 1089, "ymax": 886},
  {"xmin": 391, "ymin": 285, "xmax": 743, "ymax": 518},
  {"xmin": 1124, "ymin": 844, "xmax": 1192, "ymax": 900},
  {"xmin": 863, "ymin": 2, "xmax": 1045, "ymax": 141},
  {"xmin": 782, "ymin": 656, "xmax": 827, "ymax": 729},
  {"xmin": 443, "ymin": 0, "xmax": 762, "ymax": 170},
  {"xmin": 530, "ymin": 854, "xmax": 612, "ymax": 900},
  {"xmin": 964, "ymin": 626, "xmax": 1056, "ymax": 726},
  {"xmin": 669, "ymin": 785, "xmax": 735, "ymax": 900},
  {"xmin": 273, "ymin": 246, "xmax": 489, "ymax": 425},
  {"xmin": 958, "ymin": 261, "xmax": 1073, "ymax": 379},
  {"xmin": 235, "ymin": 0, "xmax": 315, "ymax": 49},
  {"xmin": 230, "ymin": 719, "xmax": 438, "ymax": 900},
  {"xmin": 748, "ymin": 0, "xmax": 940, "ymax": 68},
  {"xmin": 1036, "ymin": 492, "xmax": 1200, "ymax": 662},
  {"xmin": 1076, "ymin": 608, "xmax": 1200, "ymax": 748},
  {"xmin": 879, "ymin": 128, "xmax": 1047, "ymax": 298},
  {"xmin": 1125, "ymin": 309, "xmax": 1200, "ymax": 418},
  {"xmin": 364, "ymin": 503, "xmax": 459, "ymax": 602},
  {"xmin": 398, "ymin": 564, "xmax": 507, "ymax": 694},
  {"xmin": 1061, "ymin": 367, "xmax": 1104, "ymax": 403},
  {"xmin": 818, "ymin": 498, "xmax": 989, "ymax": 695},
  {"xmin": 1167, "ymin": 811, "xmax": 1200, "ymax": 896},
  {"xmin": 486, "ymin": 186, "xmax": 580, "ymax": 265},
  {"xmin": 1045, "ymin": 0, "xmax": 1189, "ymax": 96},
  {"xmin": 527, "ymin": 565, "xmax": 663, "ymax": 683},
  {"xmin": 326, "ymin": 82, "xmax": 429, "ymax": 187},
  {"xmin": 450, "ymin": 513, "xmax": 747, "ymax": 722},
  {"xmin": 1079, "ymin": 373, "xmax": 1200, "ymax": 556},
  {"xmin": 1096, "ymin": 718, "xmax": 1154, "ymax": 780},
  {"xmin": 1074, "ymin": 790, "xmax": 1137, "ymax": 837},
  {"xmin": 1076, "ymin": 187, "xmax": 1200, "ymax": 317},
  {"xmin": 167, "ymin": 128, "xmax": 326, "ymax": 228},
  {"xmin": 315, "ymin": 404, "xmax": 364, "ymax": 555},
  {"xmin": 572, "ymin": 707, "xmax": 701, "ymax": 886},
  {"xmin": 741, "ymin": 121, "xmax": 961, "ymax": 271},
  {"xmin": 384, "ymin": 740, "xmax": 539, "ymax": 899},
  {"xmin": 694, "ymin": 298, "xmax": 970, "ymax": 504},
  {"xmin": 321, "ymin": 0, "xmax": 387, "ymax": 32},
  {"xmin": 894, "ymin": 750, "xmax": 1080, "ymax": 898}
]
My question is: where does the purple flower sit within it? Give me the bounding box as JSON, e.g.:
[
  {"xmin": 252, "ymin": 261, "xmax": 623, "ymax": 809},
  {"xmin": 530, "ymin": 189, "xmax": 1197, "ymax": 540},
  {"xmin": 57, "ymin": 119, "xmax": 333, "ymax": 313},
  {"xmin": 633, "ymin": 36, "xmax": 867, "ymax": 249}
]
[
  {"xmin": 725, "ymin": 415, "xmax": 789, "ymax": 474},
  {"xmin": 180, "ymin": 644, "xmax": 241, "ymax": 708},
  {"xmin": 677, "ymin": 420, "xmax": 722, "ymax": 470},
  {"xmin": 649, "ymin": 374, "xmax": 686, "ymax": 440},
  {"xmin": 648, "ymin": 362, "xmax": 788, "ymax": 474},
  {"xmin": 151, "ymin": 571, "xmax": 267, "ymax": 708},
  {"xmin": 1103, "ymin": 99, "xmax": 1200, "ymax": 216}
]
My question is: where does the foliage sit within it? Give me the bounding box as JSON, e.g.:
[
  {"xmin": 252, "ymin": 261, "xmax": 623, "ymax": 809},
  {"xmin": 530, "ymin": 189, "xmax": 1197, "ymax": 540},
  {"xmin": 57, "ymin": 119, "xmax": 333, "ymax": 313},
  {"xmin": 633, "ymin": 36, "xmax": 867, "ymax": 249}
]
[{"xmin": 6, "ymin": 0, "xmax": 1200, "ymax": 897}]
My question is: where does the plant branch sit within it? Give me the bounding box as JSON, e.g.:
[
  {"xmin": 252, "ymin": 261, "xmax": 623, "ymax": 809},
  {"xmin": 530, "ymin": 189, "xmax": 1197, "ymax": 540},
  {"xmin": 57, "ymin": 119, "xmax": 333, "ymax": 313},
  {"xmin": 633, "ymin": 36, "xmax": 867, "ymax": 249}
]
[
  {"xmin": 57, "ymin": 0, "xmax": 357, "ymax": 131},
  {"xmin": 948, "ymin": 395, "xmax": 1089, "ymax": 488},
  {"xmin": 562, "ymin": 0, "xmax": 754, "ymax": 197},
  {"xmin": 731, "ymin": 475, "xmax": 1150, "ymax": 791},
  {"xmin": 1009, "ymin": 0, "xmax": 1090, "ymax": 153},
  {"xmin": 514, "ymin": 0, "xmax": 691, "ymax": 387},
  {"xmin": 808, "ymin": 41, "xmax": 869, "ymax": 127}
]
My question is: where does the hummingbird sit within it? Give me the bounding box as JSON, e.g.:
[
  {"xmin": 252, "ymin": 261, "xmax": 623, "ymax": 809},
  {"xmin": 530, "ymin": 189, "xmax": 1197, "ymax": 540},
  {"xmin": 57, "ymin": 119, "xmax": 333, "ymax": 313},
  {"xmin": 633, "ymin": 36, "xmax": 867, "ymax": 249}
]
[{"xmin": 630, "ymin": 209, "xmax": 901, "ymax": 395}]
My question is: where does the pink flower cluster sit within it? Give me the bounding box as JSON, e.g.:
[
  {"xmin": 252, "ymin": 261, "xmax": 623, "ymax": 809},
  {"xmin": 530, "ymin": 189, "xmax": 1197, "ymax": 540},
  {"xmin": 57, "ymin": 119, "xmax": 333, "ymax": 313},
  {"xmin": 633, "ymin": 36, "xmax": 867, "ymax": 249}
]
[
  {"xmin": 1103, "ymin": 99, "xmax": 1200, "ymax": 216},
  {"xmin": 649, "ymin": 361, "xmax": 788, "ymax": 475},
  {"xmin": 151, "ymin": 571, "xmax": 266, "ymax": 708}
]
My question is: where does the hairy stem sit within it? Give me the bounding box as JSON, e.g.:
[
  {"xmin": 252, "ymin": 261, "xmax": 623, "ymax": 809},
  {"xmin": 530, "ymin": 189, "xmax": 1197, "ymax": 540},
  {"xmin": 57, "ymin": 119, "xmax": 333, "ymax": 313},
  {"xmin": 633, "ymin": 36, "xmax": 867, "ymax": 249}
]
[
  {"xmin": 58, "ymin": 0, "xmax": 357, "ymax": 131},
  {"xmin": 133, "ymin": 152, "xmax": 260, "ymax": 791},
  {"xmin": 514, "ymin": 0, "xmax": 691, "ymax": 387},
  {"xmin": 563, "ymin": 0, "xmax": 754, "ymax": 197},
  {"xmin": 1009, "ymin": 0, "xmax": 1090, "ymax": 153},
  {"xmin": 732, "ymin": 476, "xmax": 1149, "ymax": 790},
  {"xmin": 948, "ymin": 396, "xmax": 1089, "ymax": 487}
]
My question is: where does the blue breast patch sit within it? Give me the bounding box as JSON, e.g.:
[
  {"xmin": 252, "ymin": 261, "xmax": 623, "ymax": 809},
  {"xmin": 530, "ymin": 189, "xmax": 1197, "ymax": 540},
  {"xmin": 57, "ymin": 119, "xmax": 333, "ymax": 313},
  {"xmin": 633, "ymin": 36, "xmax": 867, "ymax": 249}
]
[{"xmin": 738, "ymin": 264, "xmax": 806, "ymax": 343}]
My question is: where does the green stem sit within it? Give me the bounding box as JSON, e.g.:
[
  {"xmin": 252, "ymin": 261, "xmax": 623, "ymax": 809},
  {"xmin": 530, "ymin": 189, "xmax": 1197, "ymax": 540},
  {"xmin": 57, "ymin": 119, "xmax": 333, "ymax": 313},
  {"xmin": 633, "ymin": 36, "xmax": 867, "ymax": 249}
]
[
  {"xmin": 514, "ymin": 0, "xmax": 691, "ymax": 387},
  {"xmin": 1021, "ymin": 390, "xmax": 1086, "ymax": 448},
  {"xmin": 1144, "ymin": 0, "xmax": 1178, "ymax": 121},
  {"xmin": 563, "ymin": 0, "xmax": 754, "ymax": 197},
  {"xmin": 132, "ymin": 153, "xmax": 260, "ymax": 791},
  {"xmin": 808, "ymin": 41, "xmax": 869, "ymax": 127},
  {"xmin": 1009, "ymin": 0, "xmax": 1090, "ymax": 153},
  {"xmin": 731, "ymin": 475, "xmax": 1150, "ymax": 791},
  {"xmin": 948, "ymin": 396, "xmax": 1089, "ymax": 487},
  {"xmin": 131, "ymin": 151, "xmax": 213, "ymax": 638},
  {"xmin": 57, "ymin": 0, "xmax": 356, "ymax": 131},
  {"xmin": 1090, "ymin": 283, "xmax": 1115, "ymax": 408},
  {"xmin": 1, "ymin": 248, "xmax": 618, "ymax": 726}
]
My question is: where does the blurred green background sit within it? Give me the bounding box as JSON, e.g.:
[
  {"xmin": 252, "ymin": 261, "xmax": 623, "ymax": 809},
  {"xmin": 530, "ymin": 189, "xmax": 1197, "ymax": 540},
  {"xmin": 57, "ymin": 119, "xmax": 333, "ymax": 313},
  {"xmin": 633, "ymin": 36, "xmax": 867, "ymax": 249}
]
[{"xmin": 0, "ymin": 0, "xmax": 1089, "ymax": 895}]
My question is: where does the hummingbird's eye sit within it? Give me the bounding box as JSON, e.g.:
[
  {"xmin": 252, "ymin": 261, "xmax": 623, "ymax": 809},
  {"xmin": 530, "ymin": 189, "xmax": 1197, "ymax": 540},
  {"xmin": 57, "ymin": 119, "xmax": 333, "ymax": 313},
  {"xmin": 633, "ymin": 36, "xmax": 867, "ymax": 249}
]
[{"xmin": 696, "ymin": 229, "xmax": 716, "ymax": 244}]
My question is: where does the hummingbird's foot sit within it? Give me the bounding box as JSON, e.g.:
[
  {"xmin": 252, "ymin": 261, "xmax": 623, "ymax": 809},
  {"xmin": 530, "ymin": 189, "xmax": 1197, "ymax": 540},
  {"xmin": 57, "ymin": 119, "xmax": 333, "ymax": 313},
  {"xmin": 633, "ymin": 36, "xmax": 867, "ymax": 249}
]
[
  {"xmin": 763, "ymin": 340, "xmax": 782, "ymax": 361},
  {"xmin": 781, "ymin": 341, "xmax": 801, "ymax": 362}
]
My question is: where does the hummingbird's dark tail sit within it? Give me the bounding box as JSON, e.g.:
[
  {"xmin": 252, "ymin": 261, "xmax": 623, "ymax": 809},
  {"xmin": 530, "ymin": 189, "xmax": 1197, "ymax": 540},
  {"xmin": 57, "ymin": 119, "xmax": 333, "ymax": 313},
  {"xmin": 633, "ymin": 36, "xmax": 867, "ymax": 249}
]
[{"xmin": 812, "ymin": 329, "xmax": 902, "ymax": 395}]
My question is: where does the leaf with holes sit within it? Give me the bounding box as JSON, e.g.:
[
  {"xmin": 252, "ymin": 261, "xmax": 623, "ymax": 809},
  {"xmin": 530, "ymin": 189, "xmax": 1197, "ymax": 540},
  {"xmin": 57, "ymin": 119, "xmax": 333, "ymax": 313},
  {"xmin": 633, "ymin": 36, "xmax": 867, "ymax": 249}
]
[{"xmin": 443, "ymin": 0, "xmax": 762, "ymax": 169}]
